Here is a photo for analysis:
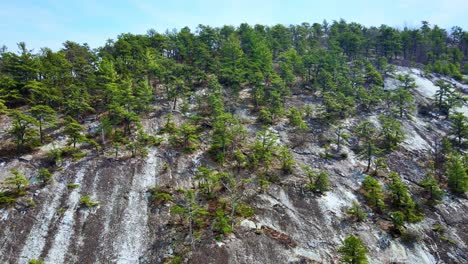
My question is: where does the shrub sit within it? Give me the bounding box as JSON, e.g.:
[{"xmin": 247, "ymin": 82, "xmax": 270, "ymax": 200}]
[
  {"xmin": 5, "ymin": 169, "xmax": 29, "ymax": 192},
  {"xmin": 235, "ymin": 203, "xmax": 255, "ymax": 217},
  {"xmin": 440, "ymin": 236, "xmax": 457, "ymax": 245},
  {"xmin": 67, "ymin": 183, "xmax": 80, "ymax": 189},
  {"xmin": 347, "ymin": 201, "xmax": 366, "ymax": 222},
  {"xmin": 258, "ymin": 109, "xmax": 273, "ymax": 125},
  {"xmin": 213, "ymin": 208, "xmax": 232, "ymax": 237},
  {"xmin": 37, "ymin": 168, "xmax": 53, "ymax": 185},
  {"xmin": 28, "ymin": 259, "xmax": 44, "ymax": 264},
  {"xmin": 0, "ymin": 192, "xmax": 17, "ymax": 206},
  {"xmin": 79, "ymin": 195, "xmax": 100, "ymax": 208},
  {"xmin": 303, "ymin": 166, "xmax": 330, "ymax": 194},
  {"xmin": 432, "ymin": 224, "xmax": 446, "ymax": 234},
  {"xmin": 25, "ymin": 198, "xmax": 36, "ymax": 207},
  {"xmin": 148, "ymin": 186, "xmax": 173, "ymax": 205}
]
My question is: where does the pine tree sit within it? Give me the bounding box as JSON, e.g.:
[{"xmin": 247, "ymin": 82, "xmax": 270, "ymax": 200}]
[
  {"xmin": 338, "ymin": 235, "xmax": 369, "ymax": 264},
  {"xmin": 250, "ymin": 129, "xmax": 279, "ymax": 172},
  {"xmin": 378, "ymin": 115, "xmax": 404, "ymax": 149},
  {"xmin": 387, "ymin": 172, "xmax": 422, "ymax": 222},
  {"xmin": 5, "ymin": 169, "xmax": 29, "ymax": 192},
  {"xmin": 64, "ymin": 116, "xmax": 85, "ymax": 148},
  {"xmin": 449, "ymin": 111, "xmax": 468, "ymax": 147},
  {"xmin": 302, "ymin": 166, "xmax": 330, "ymax": 194},
  {"xmin": 29, "ymin": 105, "xmax": 57, "ymax": 143},
  {"xmin": 347, "ymin": 201, "xmax": 367, "ymax": 222},
  {"xmin": 420, "ymin": 175, "xmax": 444, "ymax": 205},
  {"xmin": 362, "ymin": 176, "xmax": 385, "ymax": 211},
  {"xmin": 37, "ymin": 168, "xmax": 53, "ymax": 185},
  {"xmin": 8, "ymin": 110, "xmax": 38, "ymax": 151},
  {"xmin": 447, "ymin": 155, "xmax": 468, "ymax": 194},
  {"xmin": 356, "ymin": 121, "xmax": 381, "ymax": 172},
  {"xmin": 278, "ymin": 146, "xmax": 295, "ymax": 174}
]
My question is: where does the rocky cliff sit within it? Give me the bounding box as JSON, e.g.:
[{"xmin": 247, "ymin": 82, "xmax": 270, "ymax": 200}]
[{"xmin": 1, "ymin": 67, "xmax": 467, "ymax": 264}]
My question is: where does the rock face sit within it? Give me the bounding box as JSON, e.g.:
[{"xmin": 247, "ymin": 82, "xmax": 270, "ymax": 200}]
[{"xmin": 1, "ymin": 68, "xmax": 468, "ymax": 264}]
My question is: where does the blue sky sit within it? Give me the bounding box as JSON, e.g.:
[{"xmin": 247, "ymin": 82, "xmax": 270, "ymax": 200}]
[{"xmin": 1, "ymin": 0, "xmax": 467, "ymax": 52}]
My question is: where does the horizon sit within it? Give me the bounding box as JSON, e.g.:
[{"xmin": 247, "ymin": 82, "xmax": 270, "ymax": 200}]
[{"xmin": 1, "ymin": 0, "xmax": 468, "ymax": 52}]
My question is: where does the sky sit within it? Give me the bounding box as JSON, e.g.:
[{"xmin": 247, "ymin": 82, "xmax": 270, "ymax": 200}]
[{"xmin": 1, "ymin": 0, "xmax": 467, "ymax": 52}]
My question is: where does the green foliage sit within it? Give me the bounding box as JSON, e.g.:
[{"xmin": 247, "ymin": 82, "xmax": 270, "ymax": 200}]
[
  {"xmin": 449, "ymin": 111, "xmax": 468, "ymax": 147},
  {"xmin": 338, "ymin": 235, "xmax": 369, "ymax": 264},
  {"xmin": 29, "ymin": 105, "xmax": 57, "ymax": 143},
  {"xmin": 447, "ymin": 155, "xmax": 468, "ymax": 194},
  {"xmin": 287, "ymin": 107, "xmax": 308, "ymax": 129},
  {"xmin": 37, "ymin": 168, "xmax": 53, "ymax": 185},
  {"xmin": 362, "ymin": 176, "xmax": 385, "ymax": 211},
  {"xmin": 258, "ymin": 109, "xmax": 273, "ymax": 125},
  {"xmin": 5, "ymin": 169, "xmax": 29, "ymax": 192},
  {"xmin": 390, "ymin": 211, "xmax": 406, "ymax": 233},
  {"xmin": 25, "ymin": 198, "xmax": 36, "ymax": 207},
  {"xmin": 387, "ymin": 172, "xmax": 423, "ymax": 223},
  {"xmin": 302, "ymin": 166, "xmax": 330, "ymax": 194},
  {"xmin": 213, "ymin": 208, "xmax": 232, "ymax": 237},
  {"xmin": 0, "ymin": 191, "xmax": 17, "ymax": 206},
  {"xmin": 235, "ymin": 203, "xmax": 255, "ymax": 217},
  {"xmin": 64, "ymin": 116, "xmax": 85, "ymax": 148},
  {"xmin": 420, "ymin": 175, "xmax": 444, "ymax": 205},
  {"xmin": 391, "ymin": 86, "xmax": 414, "ymax": 118},
  {"xmin": 347, "ymin": 201, "xmax": 367, "ymax": 222},
  {"xmin": 28, "ymin": 259, "xmax": 44, "ymax": 264},
  {"xmin": 434, "ymin": 80, "xmax": 461, "ymax": 117},
  {"xmin": 194, "ymin": 167, "xmax": 220, "ymax": 198},
  {"xmin": 170, "ymin": 122, "xmax": 200, "ymax": 153},
  {"xmin": 79, "ymin": 195, "xmax": 100, "ymax": 208},
  {"xmin": 250, "ymin": 129, "xmax": 279, "ymax": 171},
  {"xmin": 170, "ymin": 189, "xmax": 209, "ymax": 245},
  {"xmin": 8, "ymin": 110, "xmax": 38, "ymax": 150},
  {"xmin": 378, "ymin": 115, "xmax": 404, "ymax": 149},
  {"xmin": 67, "ymin": 183, "xmax": 80, "ymax": 189},
  {"xmin": 148, "ymin": 186, "xmax": 173, "ymax": 205},
  {"xmin": 278, "ymin": 146, "xmax": 295, "ymax": 174},
  {"xmin": 334, "ymin": 124, "xmax": 350, "ymax": 152},
  {"xmin": 209, "ymin": 113, "xmax": 246, "ymax": 164},
  {"xmin": 356, "ymin": 121, "xmax": 381, "ymax": 172},
  {"xmin": 396, "ymin": 74, "xmax": 416, "ymax": 90}
]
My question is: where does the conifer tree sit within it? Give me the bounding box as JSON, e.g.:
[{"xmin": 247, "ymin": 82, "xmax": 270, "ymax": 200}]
[
  {"xmin": 338, "ymin": 235, "xmax": 369, "ymax": 264},
  {"xmin": 447, "ymin": 155, "xmax": 468, "ymax": 194}
]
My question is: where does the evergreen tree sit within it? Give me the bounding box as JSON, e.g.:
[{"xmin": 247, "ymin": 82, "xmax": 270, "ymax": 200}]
[
  {"xmin": 37, "ymin": 168, "xmax": 53, "ymax": 185},
  {"xmin": 447, "ymin": 155, "xmax": 468, "ymax": 194},
  {"xmin": 338, "ymin": 235, "xmax": 369, "ymax": 264},
  {"xmin": 420, "ymin": 175, "xmax": 444, "ymax": 205},
  {"xmin": 347, "ymin": 201, "xmax": 367, "ymax": 222},
  {"xmin": 5, "ymin": 169, "xmax": 29, "ymax": 192},
  {"xmin": 250, "ymin": 128, "xmax": 279, "ymax": 172},
  {"xmin": 64, "ymin": 116, "xmax": 85, "ymax": 148},
  {"xmin": 387, "ymin": 172, "xmax": 422, "ymax": 222},
  {"xmin": 29, "ymin": 105, "xmax": 57, "ymax": 143},
  {"xmin": 302, "ymin": 166, "xmax": 330, "ymax": 194},
  {"xmin": 378, "ymin": 115, "xmax": 404, "ymax": 149},
  {"xmin": 278, "ymin": 145, "xmax": 295, "ymax": 174},
  {"xmin": 356, "ymin": 121, "xmax": 381, "ymax": 172},
  {"xmin": 449, "ymin": 111, "xmax": 468, "ymax": 147},
  {"xmin": 391, "ymin": 86, "xmax": 414, "ymax": 118},
  {"xmin": 170, "ymin": 122, "xmax": 199, "ymax": 153},
  {"xmin": 8, "ymin": 110, "xmax": 38, "ymax": 150},
  {"xmin": 362, "ymin": 175, "xmax": 385, "ymax": 211}
]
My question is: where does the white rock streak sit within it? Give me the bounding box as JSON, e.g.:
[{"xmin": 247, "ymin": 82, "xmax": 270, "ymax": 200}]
[
  {"xmin": 44, "ymin": 165, "xmax": 87, "ymax": 264},
  {"xmin": 114, "ymin": 149, "xmax": 159, "ymax": 264}
]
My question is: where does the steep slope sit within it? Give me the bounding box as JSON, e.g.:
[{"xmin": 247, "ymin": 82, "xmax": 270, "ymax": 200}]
[{"xmin": 0, "ymin": 68, "xmax": 467, "ymax": 264}]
